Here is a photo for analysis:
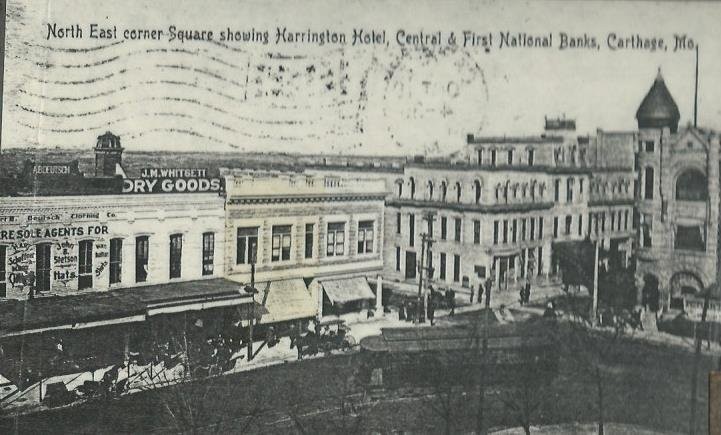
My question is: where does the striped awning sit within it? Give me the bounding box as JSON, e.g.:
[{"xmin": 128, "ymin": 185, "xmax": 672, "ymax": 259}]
[
  {"xmin": 254, "ymin": 278, "xmax": 317, "ymax": 324},
  {"xmin": 322, "ymin": 277, "xmax": 375, "ymax": 305}
]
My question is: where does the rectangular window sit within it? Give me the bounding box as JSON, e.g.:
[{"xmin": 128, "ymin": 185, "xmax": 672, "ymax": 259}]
[
  {"xmin": 36, "ymin": 243, "xmax": 51, "ymax": 292},
  {"xmin": 493, "ymin": 220, "xmax": 499, "ymax": 245},
  {"xmin": 396, "ymin": 212, "xmax": 401, "ymax": 234},
  {"xmin": 428, "ymin": 218, "xmax": 434, "ymax": 238},
  {"xmin": 453, "ymin": 254, "xmax": 461, "ymax": 282},
  {"xmin": 502, "ymin": 220, "xmax": 508, "ymax": 244},
  {"xmin": 395, "ymin": 246, "xmax": 401, "ymax": 271},
  {"xmin": 327, "ymin": 222, "xmax": 346, "ymax": 257},
  {"xmin": 553, "ymin": 217, "xmax": 559, "ymax": 238},
  {"xmin": 521, "ymin": 218, "xmax": 527, "ymax": 241},
  {"xmin": 530, "ymin": 218, "xmax": 536, "ymax": 241},
  {"xmin": 77, "ymin": 240, "xmax": 93, "ymax": 290},
  {"xmin": 507, "ymin": 149, "xmax": 513, "ymax": 165},
  {"xmin": 135, "ymin": 236, "xmax": 149, "ymax": 283},
  {"xmin": 236, "ymin": 227, "xmax": 259, "ymax": 265},
  {"xmin": 610, "ymin": 212, "xmax": 616, "ymax": 232},
  {"xmin": 645, "ymin": 140, "xmax": 655, "ymax": 152},
  {"xmin": 538, "ymin": 217, "xmax": 544, "ymax": 239},
  {"xmin": 454, "ymin": 218, "xmax": 462, "ymax": 242},
  {"xmin": 537, "ymin": 247, "xmax": 543, "ymax": 276},
  {"xmin": 440, "ymin": 253, "xmax": 447, "ymax": 280},
  {"xmin": 578, "ymin": 214, "xmax": 583, "ymax": 236},
  {"xmin": 477, "ymin": 148, "xmax": 483, "ymax": 165},
  {"xmin": 202, "ymin": 233, "xmax": 214, "ymax": 276},
  {"xmin": 358, "ymin": 220, "xmax": 374, "ymax": 254},
  {"xmin": 579, "ymin": 179, "xmax": 584, "ymax": 196},
  {"xmin": 565, "ymin": 216, "xmax": 572, "ymax": 235},
  {"xmin": 305, "ymin": 224, "xmax": 314, "ymax": 259},
  {"xmin": 272, "ymin": 225, "xmax": 292, "ymax": 261},
  {"xmin": 567, "ymin": 178, "xmax": 574, "ymax": 202},
  {"xmin": 512, "ymin": 219, "xmax": 517, "ymax": 243},
  {"xmin": 473, "ymin": 220, "xmax": 481, "ymax": 244},
  {"xmin": 601, "ymin": 213, "xmax": 607, "ymax": 232},
  {"xmin": 441, "ymin": 217, "xmax": 447, "ymax": 240},
  {"xmin": 427, "ymin": 250, "xmax": 434, "ymax": 278},
  {"xmin": 528, "ymin": 149, "xmax": 535, "ymax": 166},
  {"xmin": 554, "ymin": 179, "xmax": 560, "ymax": 202},
  {"xmin": 409, "ymin": 214, "xmax": 415, "ymax": 247},
  {"xmin": 109, "ymin": 238, "xmax": 122, "ymax": 284},
  {"xmin": 0, "ymin": 245, "xmax": 5, "ymax": 298},
  {"xmin": 644, "ymin": 167, "xmax": 654, "ymax": 200},
  {"xmin": 491, "ymin": 149, "xmax": 497, "ymax": 166},
  {"xmin": 169, "ymin": 234, "xmax": 182, "ymax": 279},
  {"xmin": 624, "ymin": 210, "xmax": 629, "ymax": 230}
]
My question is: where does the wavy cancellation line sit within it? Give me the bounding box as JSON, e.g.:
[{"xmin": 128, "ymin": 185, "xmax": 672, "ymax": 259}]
[{"xmin": 17, "ymin": 92, "xmax": 323, "ymax": 125}]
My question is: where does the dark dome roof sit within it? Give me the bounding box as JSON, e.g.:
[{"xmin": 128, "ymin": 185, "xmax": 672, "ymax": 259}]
[{"xmin": 636, "ymin": 70, "xmax": 680, "ymax": 132}]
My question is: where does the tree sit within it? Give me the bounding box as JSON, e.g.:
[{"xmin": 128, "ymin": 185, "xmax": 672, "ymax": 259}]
[{"xmin": 553, "ymin": 288, "xmax": 634, "ymax": 435}]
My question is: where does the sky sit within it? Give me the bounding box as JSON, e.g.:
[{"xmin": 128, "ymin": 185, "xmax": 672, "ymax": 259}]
[{"xmin": 2, "ymin": 0, "xmax": 721, "ymax": 156}]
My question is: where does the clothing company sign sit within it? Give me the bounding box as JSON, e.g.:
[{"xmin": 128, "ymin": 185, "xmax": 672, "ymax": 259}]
[
  {"xmin": 123, "ymin": 168, "xmax": 224, "ymax": 194},
  {"xmin": 0, "ymin": 225, "xmax": 109, "ymax": 241}
]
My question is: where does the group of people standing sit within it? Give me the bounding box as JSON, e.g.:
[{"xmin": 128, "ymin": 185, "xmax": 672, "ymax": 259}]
[{"xmin": 519, "ymin": 282, "xmax": 532, "ymax": 305}]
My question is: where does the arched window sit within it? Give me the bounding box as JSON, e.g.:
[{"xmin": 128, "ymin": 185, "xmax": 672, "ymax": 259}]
[
  {"xmin": 440, "ymin": 181, "xmax": 448, "ymax": 202},
  {"xmin": 395, "ymin": 180, "xmax": 403, "ymax": 198},
  {"xmin": 503, "ymin": 182, "xmax": 509, "ymax": 203},
  {"xmin": 644, "ymin": 167, "xmax": 654, "ymax": 200},
  {"xmin": 474, "ymin": 179, "xmax": 482, "ymax": 204},
  {"xmin": 495, "ymin": 184, "xmax": 502, "ymax": 202},
  {"xmin": 676, "ymin": 169, "xmax": 707, "ymax": 201},
  {"xmin": 409, "ymin": 177, "xmax": 416, "ymax": 200},
  {"xmin": 427, "ymin": 180, "xmax": 434, "ymax": 201},
  {"xmin": 455, "ymin": 182, "xmax": 462, "ymax": 203}
]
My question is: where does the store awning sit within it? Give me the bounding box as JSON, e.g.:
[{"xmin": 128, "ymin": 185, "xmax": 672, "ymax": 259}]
[
  {"xmin": 117, "ymin": 278, "xmax": 254, "ymax": 316},
  {"xmin": 321, "ymin": 276, "xmax": 375, "ymax": 305},
  {"xmin": 0, "ymin": 292, "xmax": 146, "ymax": 338},
  {"xmin": 254, "ymin": 278, "xmax": 316, "ymax": 324}
]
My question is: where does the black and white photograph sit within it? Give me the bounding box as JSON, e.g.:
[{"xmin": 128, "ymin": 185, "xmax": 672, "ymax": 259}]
[{"xmin": 1, "ymin": 0, "xmax": 721, "ymax": 433}]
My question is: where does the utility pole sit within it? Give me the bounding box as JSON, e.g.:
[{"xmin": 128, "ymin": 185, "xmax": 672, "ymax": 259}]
[
  {"xmin": 245, "ymin": 241, "xmax": 259, "ymax": 361},
  {"xmin": 591, "ymin": 237, "xmax": 600, "ymax": 326},
  {"xmin": 417, "ymin": 212, "xmax": 436, "ymax": 323},
  {"xmin": 476, "ymin": 272, "xmax": 492, "ymax": 434}
]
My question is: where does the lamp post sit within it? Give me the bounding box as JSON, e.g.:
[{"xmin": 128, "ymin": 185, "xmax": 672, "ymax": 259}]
[{"xmin": 244, "ymin": 241, "xmax": 258, "ymax": 361}]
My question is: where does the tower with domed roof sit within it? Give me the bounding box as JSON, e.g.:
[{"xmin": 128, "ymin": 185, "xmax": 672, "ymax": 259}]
[{"xmin": 635, "ymin": 69, "xmax": 680, "ymax": 133}]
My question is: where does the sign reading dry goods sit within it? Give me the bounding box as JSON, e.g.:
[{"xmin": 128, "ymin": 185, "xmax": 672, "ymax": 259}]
[{"xmin": 123, "ymin": 168, "xmax": 224, "ymax": 194}]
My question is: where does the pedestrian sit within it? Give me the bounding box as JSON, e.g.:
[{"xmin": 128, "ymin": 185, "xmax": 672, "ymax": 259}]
[
  {"xmin": 398, "ymin": 302, "xmax": 406, "ymax": 321},
  {"xmin": 428, "ymin": 296, "xmax": 436, "ymax": 326},
  {"xmin": 448, "ymin": 289, "xmax": 456, "ymax": 316},
  {"xmin": 519, "ymin": 286, "xmax": 525, "ymax": 306},
  {"xmin": 525, "ymin": 283, "xmax": 532, "ymax": 304},
  {"xmin": 470, "ymin": 286, "xmax": 475, "ymax": 304}
]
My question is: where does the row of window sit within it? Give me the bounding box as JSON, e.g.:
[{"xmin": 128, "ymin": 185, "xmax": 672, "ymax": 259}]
[
  {"xmin": 475, "ymin": 147, "xmax": 535, "ymax": 167},
  {"xmin": 397, "ymin": 178, "xmax": 482, "ymax": 204},
  {"xmin": 236, "ymin": 220, "xmax": 375, "ymax": 265},
  {"xmin": 493, "ymin": 217, "xmax": 544, "ymax": 245},
  {"xmin": 553, "ymin": 177, "xmax": 585, "ymax": 203},
  {"xmin": 0, "ymin": 233, "xmax": 215, "ymax": 297},
  {"xmin": 396, "ymin": 213, "xmax": 463, "ymax": 245}
]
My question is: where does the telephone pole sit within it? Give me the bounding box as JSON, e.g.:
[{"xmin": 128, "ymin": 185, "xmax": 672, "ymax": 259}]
[{"xmin": 417, "ymin": 211, "xmax": 437, "ymax": 323}]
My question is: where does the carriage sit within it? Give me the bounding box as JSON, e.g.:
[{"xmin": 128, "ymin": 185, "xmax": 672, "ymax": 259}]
[{"xmin": 296, "ymin": 319, "xmax": 356, "ymax": 359}]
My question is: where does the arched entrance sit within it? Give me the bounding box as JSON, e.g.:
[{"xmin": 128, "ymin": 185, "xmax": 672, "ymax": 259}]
[
  {"xmin": 669, "ymin": 271, "xmax": 703, "ymax": 310},
  {"xmin": 641, "ymin": 274, "xmax": 660, "ymax": 312}
]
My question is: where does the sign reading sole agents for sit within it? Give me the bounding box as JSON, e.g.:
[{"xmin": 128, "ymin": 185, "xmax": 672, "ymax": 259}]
[{"xmin": 122, "ymin": 168, "xmax": 224, "ymax": 194}]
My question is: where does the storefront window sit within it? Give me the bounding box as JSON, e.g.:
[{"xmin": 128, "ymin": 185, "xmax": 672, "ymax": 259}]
[
  {"xmin": 169, "ymin": 234, "xmax": 183, "ymax": 279},
  {"xmin": 78, "ymin": 240, "xmax": 93, "ymax": 290},
  {"xmin": 109, "ymin": 238, "xmax": 122, "ymax": 284},
  {"xmin": 272, "ymin": 225, "xmax": 292, "ymax": 261},
  {"xmin": 202, "ymin": 233, "xmax": 214, "ymax": 276},
  {"xmin": 36, "ymin": 243, "xmax": 51, "ymax": 292},
  {"xmin": 136, "ymin": 236, "xmax": 149, "ymax": 283},
  {"xmin": 357, "ymin": 220, "xmax": 374, "ymax": 254},
  {"xmin": 453, "ymin": 254, "xmax": 461, "ymax": 282},
  {"xmin": 326, "ymin": 222, "xmax": 345, "ymax": 257}
]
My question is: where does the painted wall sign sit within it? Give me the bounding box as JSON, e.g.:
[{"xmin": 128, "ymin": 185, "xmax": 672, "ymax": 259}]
[
  {"xmin": 0, "ymin": 225, "xmax": 109, "ymax": 241},
  {"xmin": 122, "ymin": 177, "xmax": 224, "ymax": 194},
  {"xmin": 139, "ymin": 168, "xmax": 209, "ymax": 178},
  {"xmin": 31, "ymin": 164, "xmax": 72, "ymax": 175}
]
